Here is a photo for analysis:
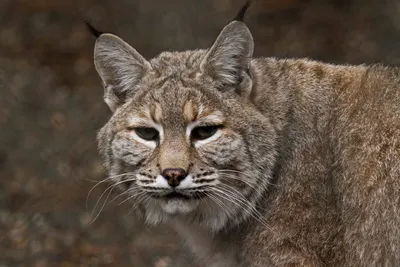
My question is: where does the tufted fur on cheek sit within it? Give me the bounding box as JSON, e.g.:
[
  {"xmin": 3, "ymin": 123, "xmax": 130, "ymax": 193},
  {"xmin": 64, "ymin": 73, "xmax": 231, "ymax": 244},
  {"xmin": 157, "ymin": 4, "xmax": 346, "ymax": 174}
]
[
  {"xmin": 112, "ymin": 133, "xmax": 153, "ymax": 166},
  {"xmin": 196, "ymin": 129, "xmax": 245, "ymax": 167}
]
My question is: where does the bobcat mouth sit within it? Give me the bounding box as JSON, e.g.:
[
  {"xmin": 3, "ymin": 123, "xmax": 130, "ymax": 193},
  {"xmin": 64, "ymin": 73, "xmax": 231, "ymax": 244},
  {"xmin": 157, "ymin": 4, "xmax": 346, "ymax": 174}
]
[
  {"xmin": 150, "ymin": 191, "xmax": 190, "ymax": 200},
  {"xmin": 166, "ymin": 191, "xmax": 208, "ymax": 200},
  {"xmin": 165, "ymin": 192, "xmax": 190, "ymax": 200},
  {"xmin": 151, "ymin": 191, "xmax": 207, "ymax": 200}
]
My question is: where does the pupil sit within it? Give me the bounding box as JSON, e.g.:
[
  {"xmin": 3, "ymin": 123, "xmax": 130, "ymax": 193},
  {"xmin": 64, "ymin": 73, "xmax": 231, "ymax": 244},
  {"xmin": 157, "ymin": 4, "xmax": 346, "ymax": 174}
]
[
  {"xmin": 137, "ymin": 128, "xmax": 158, "ymax": 140},
  {"xmin": 200, "ymin": 128, "xmax": 212, "ymax": 135},
  {"xmin": 192, "ymin": 126, "xmax": 218, "ymax": 140}
]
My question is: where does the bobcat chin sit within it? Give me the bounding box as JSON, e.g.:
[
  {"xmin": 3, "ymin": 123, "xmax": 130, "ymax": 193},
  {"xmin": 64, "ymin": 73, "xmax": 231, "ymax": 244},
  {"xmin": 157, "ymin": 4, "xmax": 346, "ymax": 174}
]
[{"xmin": 91, "ymin": 3, "xmax": 400, "ymax": 267}]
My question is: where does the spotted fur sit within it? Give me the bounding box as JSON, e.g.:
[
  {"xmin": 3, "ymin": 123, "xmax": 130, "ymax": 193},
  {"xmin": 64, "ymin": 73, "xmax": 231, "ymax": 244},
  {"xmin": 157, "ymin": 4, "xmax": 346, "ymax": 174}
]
[{"xmin": 93, "ymin": 16, "xmax": 400, "ymax": 267}]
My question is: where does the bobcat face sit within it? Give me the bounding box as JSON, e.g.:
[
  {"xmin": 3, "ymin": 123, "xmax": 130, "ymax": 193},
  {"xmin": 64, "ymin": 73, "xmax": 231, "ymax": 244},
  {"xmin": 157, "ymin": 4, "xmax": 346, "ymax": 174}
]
[
  {"xmin": 95, "ymin": 22, "xmax": 277, "ymax": 230},
  {"xmin": 101, "ymin": 81, "xmax": 249, "ymax": 222}
]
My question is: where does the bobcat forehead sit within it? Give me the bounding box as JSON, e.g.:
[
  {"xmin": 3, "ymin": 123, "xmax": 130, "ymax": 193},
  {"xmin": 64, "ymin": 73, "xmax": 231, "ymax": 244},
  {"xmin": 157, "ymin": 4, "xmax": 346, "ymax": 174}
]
[
  {"xmin": 127, "ymin": 97, "xmax": 225, "ymax": 128},
  {"xmin": 150, "ymin": 50, "xmax": 206, "ymax": 76},
  {"xmin": 183, "ymin": 101, "xmax": 225, "ymax": 123},
  {"xmin": 150, "ymin": 102, "xmax": 163, "ymax": 123},
  {"xmin": 183, "ymin": 100, "xmax": 199, "ymax": 122},
  {"xmin": 126, "ymin": 116, "xmax": 151, "ymax": 126},
  {"xmin": 124, "ymin": 103, "xmax": 163, "ymax": 126},
  {"xmin": 196, "ymin": 110, "xmax": 225, "ymax": 124}
]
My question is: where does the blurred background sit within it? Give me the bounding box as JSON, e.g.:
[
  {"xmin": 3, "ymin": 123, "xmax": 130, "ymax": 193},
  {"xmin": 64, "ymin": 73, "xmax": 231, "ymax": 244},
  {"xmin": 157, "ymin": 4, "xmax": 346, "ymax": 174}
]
[{"xmin": 1, "ymin": 0, "xmax": 400, "ymax": 266}]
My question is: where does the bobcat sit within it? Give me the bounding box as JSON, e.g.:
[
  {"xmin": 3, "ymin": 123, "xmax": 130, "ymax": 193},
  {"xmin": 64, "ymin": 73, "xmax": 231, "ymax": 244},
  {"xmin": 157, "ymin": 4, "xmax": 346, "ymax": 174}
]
[{"xmin": 91, "ymin": 3, "xmax": 400, "ymax": 267}]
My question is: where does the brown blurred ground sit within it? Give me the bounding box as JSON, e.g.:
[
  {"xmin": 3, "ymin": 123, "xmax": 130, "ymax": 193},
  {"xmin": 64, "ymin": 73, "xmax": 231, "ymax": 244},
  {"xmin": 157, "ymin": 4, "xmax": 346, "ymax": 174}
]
[{"xmin": 1, "ymin": 0, "xmax": 400, "ymax": 266}]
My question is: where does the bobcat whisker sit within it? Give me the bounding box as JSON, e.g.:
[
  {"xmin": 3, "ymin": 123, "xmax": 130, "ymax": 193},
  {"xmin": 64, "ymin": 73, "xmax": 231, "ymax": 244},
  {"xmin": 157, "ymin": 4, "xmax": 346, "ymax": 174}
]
[
  {"xmin": 132, "ymin": 194, "xmax": 151, "ymax": 213},
  {"xmin": 88, "ymin": 176, "xmax": 136, "ymax": 215},
  {"xmin": 218, "ymin": 169, "xmax": 277, "ymax": 187},
  {"xmin": 110, "ymin": 186, "xmax": 142, "ymax": 203},
  {"xmin": 207, "ymin": 192, "xmax": 235, "ymax": 218},
  {"xmin": 218, "ymin": 174, "xmax": 268, "ymax": 198},
  {"xmin": 217, "ymin": 172, "xmax": 258, "ymax": 189},
  {"xmin": 212, "ymin": 191, "xmax": 270, "ymax": 231},
  {"xmin": 119, "ymin": 190, "xmax": 147, "ymax": 206},
  {"xmin": 121, "ymin": 192, "xmax": 150, "ymax": 218},
  {"xmin": 212, "ymin": 185, "xmax": 271, "ymax": 230},
  {"xmin": 89, "ymin": 183, "xmax": 115, "ymax": 225},
  {"xmin": 196, "ymin": 191, "xmax": 213, "ymax": 214},
  {"xmin": 86, "ymin": 172, "xmax": 135, "ymax": 210}
]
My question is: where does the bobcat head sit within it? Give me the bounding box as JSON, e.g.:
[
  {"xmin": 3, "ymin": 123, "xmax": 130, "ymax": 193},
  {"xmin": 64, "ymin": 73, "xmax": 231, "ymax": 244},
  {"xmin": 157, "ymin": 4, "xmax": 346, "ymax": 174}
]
[{"xmin": 94, "ymin": 16, "xmax": 277, "ymax": 231}]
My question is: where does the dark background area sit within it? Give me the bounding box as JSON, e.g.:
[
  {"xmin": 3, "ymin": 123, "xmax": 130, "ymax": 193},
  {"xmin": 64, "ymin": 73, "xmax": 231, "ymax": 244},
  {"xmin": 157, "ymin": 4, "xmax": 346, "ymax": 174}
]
[{"xmin": 1, "ymin": 0, "xmax": 400, "ymax": 266}]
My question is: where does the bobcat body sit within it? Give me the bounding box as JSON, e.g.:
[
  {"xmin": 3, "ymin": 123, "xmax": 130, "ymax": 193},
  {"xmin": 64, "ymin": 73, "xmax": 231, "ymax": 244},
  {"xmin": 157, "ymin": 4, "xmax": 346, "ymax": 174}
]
[{"xmin": 92, "ymin": 7, "xmax": 400, "ymax": 267}]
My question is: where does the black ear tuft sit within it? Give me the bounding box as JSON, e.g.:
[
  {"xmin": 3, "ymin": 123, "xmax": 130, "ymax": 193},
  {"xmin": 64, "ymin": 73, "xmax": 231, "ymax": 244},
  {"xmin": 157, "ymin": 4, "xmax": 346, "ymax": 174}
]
[
  {"xmin": 85, "ymin": 21, "xmax": 103, "ymax": 38},
  {"xmin": 233, "ymin": 1, "xmax": 252, "ymax": 22}
]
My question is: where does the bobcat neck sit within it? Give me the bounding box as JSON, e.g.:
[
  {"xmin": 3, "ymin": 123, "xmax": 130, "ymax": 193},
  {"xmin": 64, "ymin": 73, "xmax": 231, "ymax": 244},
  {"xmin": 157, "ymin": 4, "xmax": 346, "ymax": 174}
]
[{"xmin": 169, "ymin": 216, "xmax": 248, "ymax": 267}]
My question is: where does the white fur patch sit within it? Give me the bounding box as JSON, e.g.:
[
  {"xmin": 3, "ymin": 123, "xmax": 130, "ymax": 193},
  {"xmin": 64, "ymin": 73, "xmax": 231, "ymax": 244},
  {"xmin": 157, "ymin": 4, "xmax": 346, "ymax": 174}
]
[
  {"xmin": 160, "ymin": 199, "xmax": 198, "ymax": 214},
  {"xmin": 176, "ymin": 174, "xmax": 194, "ymax": 189},
  {"xmin": 129, "ymin": 131, "xmax": 157, "ymax": 149},
  {"xmin": 152, "ymin": 123, "xmax": 164, "ymax": 143},
  {"xmin": 194, "ymin": 130, "xmax": 222, "ymax": 148},
  {"xmin": 186, "ymin": 122, "xmax": 197, "ymax": 138},
  {"xmin": 153, "ymin": 174, "xmax": 170, "ymax": 188},
  {"xmin": 177, "ymin": 174, "xmax": 218, "ymax": 189},
  {"xmin": 147, "ymin": 174, "xmax": 216, "ymax": 190}
]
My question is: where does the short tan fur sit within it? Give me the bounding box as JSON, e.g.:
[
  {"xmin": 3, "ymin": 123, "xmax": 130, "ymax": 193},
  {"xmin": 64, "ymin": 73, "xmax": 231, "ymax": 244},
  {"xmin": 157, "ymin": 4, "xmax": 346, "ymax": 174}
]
[{"xmin": 92, "ymin": 4, "xmax": 400, "ymax": 267}]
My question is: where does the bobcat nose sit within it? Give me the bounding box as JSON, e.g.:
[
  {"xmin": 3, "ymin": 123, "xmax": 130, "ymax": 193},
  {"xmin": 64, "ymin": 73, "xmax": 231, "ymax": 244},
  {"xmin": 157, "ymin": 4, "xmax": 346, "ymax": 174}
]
[{"xmin": 162, "ymin": 168, "xmax": 187, "ymax": 187}]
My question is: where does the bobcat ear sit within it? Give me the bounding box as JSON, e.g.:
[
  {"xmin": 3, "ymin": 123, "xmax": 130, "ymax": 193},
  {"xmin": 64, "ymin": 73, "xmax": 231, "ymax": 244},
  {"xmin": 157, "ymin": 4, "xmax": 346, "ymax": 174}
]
[
  {"xmin": 94, "ymin": 34, "xmax": 151, "ymax": 112},
  {"xmin": 200, "ymin": 21, "xmax": 254, "ymax": 91}
]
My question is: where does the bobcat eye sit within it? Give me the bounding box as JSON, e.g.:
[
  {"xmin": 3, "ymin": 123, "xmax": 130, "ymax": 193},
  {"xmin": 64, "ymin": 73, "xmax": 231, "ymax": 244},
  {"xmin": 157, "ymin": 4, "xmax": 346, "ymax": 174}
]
[
  {"xmin": 128, "ymin": 127, "xmax": 159, "ymax": 141},
  {"xmin": 191, "ymin": 126, "xmax": 220, "ymax": 141}
]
